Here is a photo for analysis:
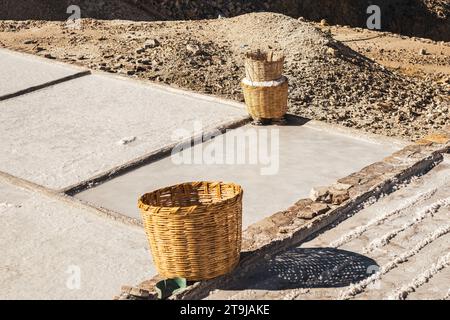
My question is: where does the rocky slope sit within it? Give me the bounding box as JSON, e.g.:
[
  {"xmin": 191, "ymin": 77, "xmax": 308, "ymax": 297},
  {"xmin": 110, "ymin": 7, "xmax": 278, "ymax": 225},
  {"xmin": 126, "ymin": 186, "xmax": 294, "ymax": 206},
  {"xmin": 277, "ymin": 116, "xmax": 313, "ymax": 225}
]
[
  {"xmin": 1, "ymin": 13, "xmax": 448, "ymax": 140},
  {"xmin": 1, "ymin": 0, "xmax": 449, "ymax": 41}
]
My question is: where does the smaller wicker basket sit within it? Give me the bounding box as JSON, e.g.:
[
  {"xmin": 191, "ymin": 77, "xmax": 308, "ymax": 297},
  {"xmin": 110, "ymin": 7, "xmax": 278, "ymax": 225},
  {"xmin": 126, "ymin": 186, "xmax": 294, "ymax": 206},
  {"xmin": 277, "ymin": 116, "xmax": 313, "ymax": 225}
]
[
  {"xmin": 138, "ymin": 181, "xmax": 243, "ymax": 281},
  {"xmin": 245, "ymin": 50, "xmax": 285, "ymax": 82},
  {"xmin": 241, "ymin": 77, "xmax": 288, "ymax": 120}
]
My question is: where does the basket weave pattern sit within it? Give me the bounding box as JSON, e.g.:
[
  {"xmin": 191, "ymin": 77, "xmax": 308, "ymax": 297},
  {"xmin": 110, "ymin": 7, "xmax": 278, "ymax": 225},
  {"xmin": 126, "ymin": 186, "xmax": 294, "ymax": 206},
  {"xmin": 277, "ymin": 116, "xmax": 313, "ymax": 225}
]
[
  {"xmin": 138, "ymin": 181, "xmax": 243, "ymax": 281},
  {"xmin": 244, "ymin": 51, "xmax": 284, "ymax": 82},
  {"xmin": 242, "ymin": 78, "xmax": 288, "ymax": 119}
]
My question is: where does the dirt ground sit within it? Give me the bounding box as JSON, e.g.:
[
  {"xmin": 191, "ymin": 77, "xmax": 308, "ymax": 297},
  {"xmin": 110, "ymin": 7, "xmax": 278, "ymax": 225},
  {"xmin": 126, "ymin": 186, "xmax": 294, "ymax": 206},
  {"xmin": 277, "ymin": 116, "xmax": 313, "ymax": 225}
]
[
  {"xmin": 0, "ymin": 13, "xmax": 449, "ymax": 140},
  {"xmin": 320, "ymin": 24, "xmax": 450, "ymax": 84}
]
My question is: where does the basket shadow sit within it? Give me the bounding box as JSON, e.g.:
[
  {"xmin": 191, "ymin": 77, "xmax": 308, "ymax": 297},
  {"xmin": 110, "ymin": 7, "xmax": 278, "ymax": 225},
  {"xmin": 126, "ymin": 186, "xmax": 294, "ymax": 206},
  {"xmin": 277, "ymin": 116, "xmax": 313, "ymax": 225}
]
[
  {"xmin": 282, "ymin": 114, "xmax": 311, "ymax": 127},
  {"xmin": 226, "ymin": 247, "xmax": 378, "ymax": 290}
]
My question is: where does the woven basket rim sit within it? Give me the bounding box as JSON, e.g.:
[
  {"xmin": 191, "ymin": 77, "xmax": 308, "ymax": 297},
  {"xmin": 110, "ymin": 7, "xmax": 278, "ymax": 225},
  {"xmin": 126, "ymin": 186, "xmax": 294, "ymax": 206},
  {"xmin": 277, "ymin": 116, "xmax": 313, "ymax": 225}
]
[
  {"xmin": 138, "ymin": 181, "xmax": 243, "ymax": 214},
  {"xmin": 245, "ymin": 50, "xmax": 285, "ymax": 63}
]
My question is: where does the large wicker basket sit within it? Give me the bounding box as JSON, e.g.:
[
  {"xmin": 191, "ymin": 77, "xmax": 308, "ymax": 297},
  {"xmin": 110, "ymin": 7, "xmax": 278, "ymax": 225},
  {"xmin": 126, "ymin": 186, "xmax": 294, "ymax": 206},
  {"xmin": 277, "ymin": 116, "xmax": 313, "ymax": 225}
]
[
  {"xmin": 138, "ymin": 181, "xmax": 243, "ymax": 281},
  {"xmin": 245, "ymin": 50, "xmax": 285, "ymax": 82},
  {"xmin": 241, "ymin": 77, "xmax": 288, "ymax": 119}
]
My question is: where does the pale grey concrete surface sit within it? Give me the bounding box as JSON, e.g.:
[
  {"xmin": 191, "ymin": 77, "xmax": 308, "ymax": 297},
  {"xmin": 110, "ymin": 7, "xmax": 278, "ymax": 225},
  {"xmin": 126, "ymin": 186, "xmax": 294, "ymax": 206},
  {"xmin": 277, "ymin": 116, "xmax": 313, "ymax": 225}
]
[
  {"xmin": 76, "ymin": 120, "xmax": 405, "ymax": 228},
  {"xmin": 0, "ymin": 73, "xmax": 247, "ymax": 190},
  {"xmin": 0, "ymin": 179, "xmax": 156, "ymax": 300},
  {"xmin": 0, "ymin": 48, "xmax": 87, "ymax": 99}
]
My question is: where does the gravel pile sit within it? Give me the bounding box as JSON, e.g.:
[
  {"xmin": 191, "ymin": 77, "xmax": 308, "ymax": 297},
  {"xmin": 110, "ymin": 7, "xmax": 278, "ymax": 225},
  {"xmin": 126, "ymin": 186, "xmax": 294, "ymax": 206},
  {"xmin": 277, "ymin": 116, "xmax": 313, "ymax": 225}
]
[
  {"xmin": 0, "ymin": 12, "xmax": 448, "ymax": 140},
  {"xmin": 2, "ymin": 0, "xmax": 449, "ymax": 41}
]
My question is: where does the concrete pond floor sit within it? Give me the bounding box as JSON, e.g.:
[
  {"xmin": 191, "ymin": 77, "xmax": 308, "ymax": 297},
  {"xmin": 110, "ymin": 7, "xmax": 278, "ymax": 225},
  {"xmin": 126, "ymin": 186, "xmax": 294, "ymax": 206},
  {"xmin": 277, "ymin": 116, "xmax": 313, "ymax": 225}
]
[
  {"xmin": 76, "ymin": 120, "xmax": 405, "ymax": 228},
  {"xmin": 0, "ymin": 47, "xmax": 411, "ymax": 299},
  {"xmin": 0, "ymin": 178, "xmax": 155, "ymax": 300},
  {"xmin": 0, "ymin": 48, "xmax": 87, "ymax": 100},
  {"xmin": 205, "ymin": 156, "xmax": 450, "ymax": 300},
  {"xmin": 0, "ymin": 48, "xmax": 247, "ymax": 190}
]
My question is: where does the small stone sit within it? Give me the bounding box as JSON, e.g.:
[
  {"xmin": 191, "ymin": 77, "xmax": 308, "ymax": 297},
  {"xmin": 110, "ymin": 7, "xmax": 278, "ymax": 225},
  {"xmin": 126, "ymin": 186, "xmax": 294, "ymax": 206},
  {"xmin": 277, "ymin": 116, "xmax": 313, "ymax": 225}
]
[
  {"xmin": 419, "ymin": 48, "xmax": 427, "ymax": 55},
  {"xmin": 326, "ymin": 47, "xmax": 338, "ymax": 57},
  {"xmin": 99, "ymin": 66, "xmax": 110, "ymax": 71},
  {"xmin": 320, "ymin": 19, "xmax": 329, "ymax": 26},
  {"xmin": 297, "ymin": 202, "xmax": 330, "ymax": 219},
  {"xmin": 23, "ymin": 39, "xmax": 37, "ymax": 45},
  {"xmin": 144, "ymin": 39, "xmax": 160, "ymax": 49},
  {"xmin": 140, "ymin": 59, "xmax": 151, "ymax": 65},
  {"xmin": 127, "ymin": 70, "xmax": 135, "ymax": 76},
  {"xmin": 375, "ymin": 102, "xmax": 394, "ymax": 112},
  {"xmin": 44, "ymin": 53, "xmax": 56, "ymax": 59},
  {"xmin": 310, "ymin": 186, "xmax": 331, "ymax": 203},
  {"xmin": 186, "ymin": 44, "xmax": 201, "ymax": 55},
  {"xmin": 310, "ymin": 202, "xmax": 330, "ymax": 217},
  {"xmin": 330, "ymin": 189, "xmax": 350, "ymax": 205},
  {"xmin": 130, "ymin": 287, "xmax": 150, "ymax": 298},
  {"xmin": 118, "ymin": 136, "xmax": 136, "ymax": 145},
  {"xmin": 135, "ymin": 66, "xmax": 146, "ymax": 72}
]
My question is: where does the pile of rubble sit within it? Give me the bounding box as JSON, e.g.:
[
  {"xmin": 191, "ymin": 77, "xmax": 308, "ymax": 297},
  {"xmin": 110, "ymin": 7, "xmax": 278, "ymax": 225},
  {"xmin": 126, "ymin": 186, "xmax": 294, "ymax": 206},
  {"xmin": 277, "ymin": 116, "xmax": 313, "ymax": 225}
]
[{"xmin": 1, "ymin": 13, "xmax": 448, "ymax": 140}]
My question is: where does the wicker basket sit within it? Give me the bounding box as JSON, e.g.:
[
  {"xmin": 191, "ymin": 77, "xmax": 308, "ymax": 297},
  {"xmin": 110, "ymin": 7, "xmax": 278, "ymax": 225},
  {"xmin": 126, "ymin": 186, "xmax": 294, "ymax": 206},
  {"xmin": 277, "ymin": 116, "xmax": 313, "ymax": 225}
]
[
  {"xmin": 245, "ymin": 50, "xmax": 285, "ymax": 82},
  {"xmin": 241, "ymin": 77, "xmax": 288, "ymax": 119},
  {"xmin": 138, "ymin": 181, "xmax": 243, "ymax": 281}
]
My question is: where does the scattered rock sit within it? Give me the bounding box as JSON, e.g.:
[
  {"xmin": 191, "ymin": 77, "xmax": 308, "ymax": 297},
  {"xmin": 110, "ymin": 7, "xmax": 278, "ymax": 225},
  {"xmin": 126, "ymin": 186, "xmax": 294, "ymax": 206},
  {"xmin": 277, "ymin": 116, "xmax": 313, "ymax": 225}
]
[
  {"xmin": 140, "ymin": 59, "xmax": 152, "ymax": 65},
  {"xmin": 375, "ymin": 102, "xmax": 395, "ymax": 112},
  {"xmin": 419, "ymin": 48, "xmax": 427, "ymax": 55},
  {"xmin": 295, "ymin": 199, "xmax": 330, "ymax": 219},
  {"xmin": 117, "ymin": 285, "xmax": 156, "ymax": 300},
  {"xmin": 329, "ymin": 188, "xmax": 350, "ymax": 205},
  {"xmin": 44, "ymin": 53, "xmax": 56, "ymax": 59},
  {"xmin": 326, "ymin": 47, "xmax": 338, "ymax": 57},
  {"xmin": 144, "ymin": 39, "xmax": 160, "ymax": 49},
  {"xmin": 2, "ymin": 12, "xmax": 448, "ymax": 141},
  {"xmin": 117, "ymin": 136, "xmax": 137, "ymax": 145},
  {"xmin": 130, "ymin": 287, "xmax": 150, "ymax": 298},
  {"xmin": 23, "ymin": 39, "xmax": 37, "ymax": 45},
  {"xmin": 328, "ymin": 182, "xmax": 352, "ymax": 205},
  {"xmin": 310, "ymin": 182, "xmax": 351, "ymax": 205},
  {"xmin": 310, "ymin": 186, "xmax": 331, "ymax": 203},
  {"xmin": 186, "ymin": 44, "xmax": 201, "ymax": 55}
]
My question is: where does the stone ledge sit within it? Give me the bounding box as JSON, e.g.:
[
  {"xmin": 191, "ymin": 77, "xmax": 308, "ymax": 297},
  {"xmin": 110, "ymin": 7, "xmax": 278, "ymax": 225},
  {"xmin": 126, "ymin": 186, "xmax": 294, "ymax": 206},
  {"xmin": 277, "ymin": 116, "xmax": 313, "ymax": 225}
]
[{"xmin": 117, "ymin": 135, "xmax": 449, "ymax": 300}]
